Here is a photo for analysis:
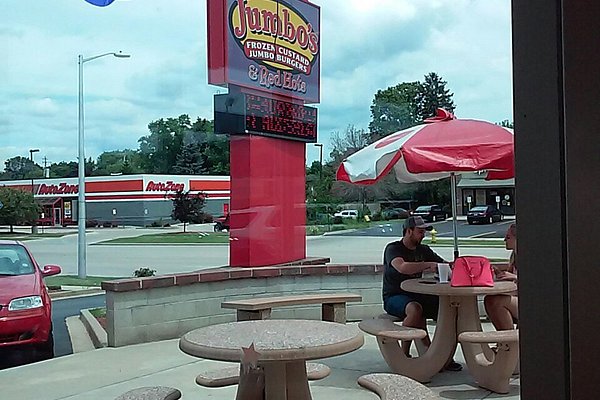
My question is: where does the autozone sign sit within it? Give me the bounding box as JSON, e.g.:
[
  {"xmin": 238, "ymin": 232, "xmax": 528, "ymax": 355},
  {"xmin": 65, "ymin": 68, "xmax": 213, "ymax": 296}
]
[
  {"xmin": 145, "ymin": 181, "xmax": 185, "ymax": 192},
  {"xmin": 38, "ymin": 183, "xmax": 78, "ymax": 195}
]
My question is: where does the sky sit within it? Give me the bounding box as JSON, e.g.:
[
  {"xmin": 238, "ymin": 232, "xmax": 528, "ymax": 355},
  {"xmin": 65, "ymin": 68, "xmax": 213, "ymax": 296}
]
[{"xmin": 0, "ymin": 0, "xmax": 513, "ymax": 169}]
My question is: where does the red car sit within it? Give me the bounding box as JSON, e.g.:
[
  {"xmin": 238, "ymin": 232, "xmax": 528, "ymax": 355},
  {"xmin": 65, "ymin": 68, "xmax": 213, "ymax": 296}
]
[
  {"xmin": 213, "ymin": 214, "xmax": 230, "ymax": 232},
  {"xmin": 0, "ymin": 240, "xmax": 61, "ymax": 360}
]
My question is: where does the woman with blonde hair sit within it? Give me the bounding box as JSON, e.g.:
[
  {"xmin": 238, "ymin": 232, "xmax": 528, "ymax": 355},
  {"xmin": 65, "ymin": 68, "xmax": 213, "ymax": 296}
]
[{"xmin": 484, "ymin": 223, "xmax": 518, "ymax": 330}]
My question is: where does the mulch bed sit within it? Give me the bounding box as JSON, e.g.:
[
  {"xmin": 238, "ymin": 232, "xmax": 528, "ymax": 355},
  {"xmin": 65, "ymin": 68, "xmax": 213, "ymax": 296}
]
[{"xmin": 95, "ymin": 316, "xmax": 108, "ymax": 330}]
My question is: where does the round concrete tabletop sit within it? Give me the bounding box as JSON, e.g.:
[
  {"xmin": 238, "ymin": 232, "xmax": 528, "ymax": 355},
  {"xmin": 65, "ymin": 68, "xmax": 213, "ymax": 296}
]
[
  {"xmin": 179, "ymin": 319, "xmax": 364, "ymax": 362},
  {"xmin": 401, "ymin": 279, "xmax": 517, "ymax": 296}
]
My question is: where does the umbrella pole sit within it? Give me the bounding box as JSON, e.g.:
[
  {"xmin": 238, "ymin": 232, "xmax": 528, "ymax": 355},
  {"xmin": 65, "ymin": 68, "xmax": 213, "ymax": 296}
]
[{"xmin": 450, "ymin": 173, "xmax": 459, "ymax": 260}]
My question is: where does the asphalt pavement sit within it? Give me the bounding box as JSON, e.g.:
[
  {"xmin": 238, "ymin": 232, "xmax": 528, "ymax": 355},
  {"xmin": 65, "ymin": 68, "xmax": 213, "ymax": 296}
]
[
  {"xmin": 52, "ymin": 294, "xmax": 105, "ymax": 356},
  {"xmin": 330, "ymin": 218, "xmax": 514, "ymax": 238}
]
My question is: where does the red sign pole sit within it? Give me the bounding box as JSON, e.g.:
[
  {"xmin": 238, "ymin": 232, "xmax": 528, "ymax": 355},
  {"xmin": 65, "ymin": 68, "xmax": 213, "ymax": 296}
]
[{"xmin": 229, "ymin": 135, "xmax": 306, "ymax": 266}]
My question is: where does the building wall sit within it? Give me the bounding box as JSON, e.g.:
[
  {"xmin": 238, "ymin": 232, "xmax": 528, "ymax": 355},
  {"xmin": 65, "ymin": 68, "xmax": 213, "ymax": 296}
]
[{"xmin": 0, "ymin": 174, "xmax": 230, "ymax": 227}]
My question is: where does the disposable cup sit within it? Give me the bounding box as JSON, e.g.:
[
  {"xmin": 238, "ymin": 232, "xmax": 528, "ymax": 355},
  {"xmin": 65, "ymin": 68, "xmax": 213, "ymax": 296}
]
[{"xmin": 437, "ymin": 263, "xmax": 451, "ymax": 283}]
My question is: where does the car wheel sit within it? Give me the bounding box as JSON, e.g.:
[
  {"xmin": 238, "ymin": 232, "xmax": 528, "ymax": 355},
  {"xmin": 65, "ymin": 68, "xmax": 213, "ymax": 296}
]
[
  {"xmin": 214, "ymin": 223, "xmax": 222, "ymax": 232},
  {"xmin": 36, "ymin": 328, "xmax": 54, "ymax": 361}
]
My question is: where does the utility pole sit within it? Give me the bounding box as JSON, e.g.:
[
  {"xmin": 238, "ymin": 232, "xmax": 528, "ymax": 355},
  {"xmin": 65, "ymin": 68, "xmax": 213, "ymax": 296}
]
[{"xmin": 43, "ymin": 157, "xmax": 48, "ymax": 178}]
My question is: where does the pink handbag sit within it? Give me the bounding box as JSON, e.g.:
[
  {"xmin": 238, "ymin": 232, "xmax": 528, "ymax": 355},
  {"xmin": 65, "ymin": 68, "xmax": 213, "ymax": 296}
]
[{"xmin": 450, "ymin": 256, "xmax": 494, "ymax": 287}]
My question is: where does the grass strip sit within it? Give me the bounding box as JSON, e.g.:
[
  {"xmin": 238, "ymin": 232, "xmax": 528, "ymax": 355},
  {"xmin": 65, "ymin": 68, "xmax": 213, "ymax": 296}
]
[
  {"xmin": 96, "ymin": 232, "xmax": 230, "ymax": 245},
  {"xmin": 88, "ymin": 307, "xmax": 107, "ymax": 318},
  {"xmin": 0, "ymin": 233, "xmax": 71, "ymax": 240}
]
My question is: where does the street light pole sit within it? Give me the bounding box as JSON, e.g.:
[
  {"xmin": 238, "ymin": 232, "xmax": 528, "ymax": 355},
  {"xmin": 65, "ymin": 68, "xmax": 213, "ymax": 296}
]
[
  {"xmin": 314, "ymin": 143, "xmax": 323, "ymax": 179},
  {"xmin": 29, "ymin": 149, "xmax": 40, "ymax": 234},
  {"xmin": 29, "ymin": 149, "xmax": 40, "ymax": 196},
  {"xmin": 77, "ymin": 51, "xmax": 130, "ymax": 279}
]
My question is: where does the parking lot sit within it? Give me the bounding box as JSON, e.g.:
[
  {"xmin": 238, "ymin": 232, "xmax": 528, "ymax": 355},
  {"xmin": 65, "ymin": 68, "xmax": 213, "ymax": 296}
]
[{"xmin": 330, "ymin": 218, "xmax": 515, "ymax": 238}]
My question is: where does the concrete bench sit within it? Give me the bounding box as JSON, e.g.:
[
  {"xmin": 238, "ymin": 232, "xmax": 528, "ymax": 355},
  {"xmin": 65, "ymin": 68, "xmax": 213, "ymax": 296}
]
[
  {"xmin": 458, "ymin": 329, "xmax": 519, "ymax": 394},
  {"xmin": 359, "ymin": 315, "xmax": 436, "ymax": 383},
  {"xmin": 196, "ymin": 362, "xmax": 331, "ymax": 387},
  {"xmin": 114, "ymin": 386, "xmax": 181, "ymax": 400},
  {"xmin": 357, "ymin": 373, "xmax": 439, "ymax": 400},
  {"xmin": 221, "ymin": 292, "xmax": 362, "ymax": 323}
]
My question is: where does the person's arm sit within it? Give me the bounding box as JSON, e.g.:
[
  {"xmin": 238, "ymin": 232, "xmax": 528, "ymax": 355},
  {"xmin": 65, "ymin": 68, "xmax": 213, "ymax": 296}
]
[
  {"xmin": 423, "ymin": 245, "xmax": 447, "ymax": 264},
  {"xmin": 496, "ymin": 270, "xmax": 518, "ymax": 282},
  {"xmin": 390, "ymin": 257, "xmax": 437, "ymax": 275}
]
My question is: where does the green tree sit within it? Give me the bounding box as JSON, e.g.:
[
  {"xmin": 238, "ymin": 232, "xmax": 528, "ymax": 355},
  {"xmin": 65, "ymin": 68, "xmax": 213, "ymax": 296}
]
[
  {"xmin": 138, "ymin": 115, "xmax": 228, "ymax": 175},
  {"xmin": 329, "ymin": 125, "xmax": 371, "ymax": 163},
  {"xmin": 306, "ymin": 161, "xmax": 337, "ymax": 204},
  {"xmin": 138, "ymin": 115, "xmax": 191, "ymax": 174},
  {"xmin": 2, "ymin": 156, "xmax": 42, "ymax": 180},
  {"xmin": 49, "ymin": 161, "xmax": 78, "ymax": 178},
  {"xmin": 177, "ymin": 118, "xmax": 229, "ymax": 175},
  {"xmin": 364, "ymin": 73, "xmax": 456, "ymax": 209},
  {"xmin": 170, "ymin": 190, "xmax": 206, "ymax": 233},
  {"xmin": 173, "ymin": 143, "xmax": 207, "ymax": 175},
  {"xmin": 368, "ymin": 73, "xmax": 455, "ymax": 142},
  {"xmin": 0, "ymin": 187, "xmax": 40, "ymax": 233},
  {"xmin": 368, "ymin": 82, "xmax": 421, "ymax": 141},
  {"xmin": 93, "ymin": 150, "xmax": 141, "ymax": 176},
  {"xmin": 498, "ymin": 120, "xmax": 514, "ymax": 129},
  {"xmin": 415, "ymin": 72, "xmax": 456, "ymax": 120}
]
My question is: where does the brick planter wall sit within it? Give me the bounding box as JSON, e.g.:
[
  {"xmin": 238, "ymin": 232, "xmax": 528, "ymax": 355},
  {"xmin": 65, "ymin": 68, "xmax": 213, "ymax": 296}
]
[{"xmin": 101, "ymin": 260, "xmax": 385, "ymax": 347}]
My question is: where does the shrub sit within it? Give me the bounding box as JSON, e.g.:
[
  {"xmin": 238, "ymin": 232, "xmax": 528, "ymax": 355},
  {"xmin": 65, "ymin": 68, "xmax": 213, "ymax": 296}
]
[{"xmin": 133, "ymin": 267, "xmax": 156, "ymax": 277}]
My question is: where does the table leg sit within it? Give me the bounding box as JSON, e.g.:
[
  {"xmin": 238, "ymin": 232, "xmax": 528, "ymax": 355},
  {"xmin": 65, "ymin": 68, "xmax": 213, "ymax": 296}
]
[
  {"xmin": 262, "ymin": 360, "xmax": 311, "ymax": 400},
  {"xmin": 457, "ymin": 296, "xmax": 518, "ymax": 393},
  {"xmin": 456, "ymin": 296, "xmax": 494, "ymax": 361},
  {"xmin": 376, "ymin": 296, "xmax": 457, "ymax": 382},
  {"xmin": 236, "ymin": 364, "xmax": 265, "ymax": 400}
]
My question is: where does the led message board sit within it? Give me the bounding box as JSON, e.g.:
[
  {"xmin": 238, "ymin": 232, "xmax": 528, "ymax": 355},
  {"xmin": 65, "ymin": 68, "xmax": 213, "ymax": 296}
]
[{"xmin": 214, "ymin": 92, "xmax": 317, "ymax": 142}]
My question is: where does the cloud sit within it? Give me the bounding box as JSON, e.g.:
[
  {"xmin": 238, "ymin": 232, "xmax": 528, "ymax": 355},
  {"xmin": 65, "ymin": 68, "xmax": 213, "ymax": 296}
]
[
  {"xmin": 0, "ymin": 0, "xmax": 513, "ymax": 168},
  {"xmin": 30, "ymin": 98, "xmax": 61, "ymax": 116}
]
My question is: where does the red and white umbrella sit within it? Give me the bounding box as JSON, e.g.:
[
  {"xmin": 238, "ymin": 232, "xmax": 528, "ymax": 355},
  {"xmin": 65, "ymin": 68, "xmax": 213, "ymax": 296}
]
[{"xmin": 336, "ymin": 109, "xmax": 514, "ymax": 257}]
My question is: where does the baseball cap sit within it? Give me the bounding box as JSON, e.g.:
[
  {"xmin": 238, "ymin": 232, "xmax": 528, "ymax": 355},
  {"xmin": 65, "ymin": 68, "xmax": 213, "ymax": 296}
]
[{"xmin": 403, "ymin": 216, "xmax": 433, "ymax": 231}]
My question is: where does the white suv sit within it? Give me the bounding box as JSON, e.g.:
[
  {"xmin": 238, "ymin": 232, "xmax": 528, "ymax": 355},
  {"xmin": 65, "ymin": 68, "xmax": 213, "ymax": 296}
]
[{"xmin": 333, "ymin": 209, "xmax": 359, "ymax": 219}]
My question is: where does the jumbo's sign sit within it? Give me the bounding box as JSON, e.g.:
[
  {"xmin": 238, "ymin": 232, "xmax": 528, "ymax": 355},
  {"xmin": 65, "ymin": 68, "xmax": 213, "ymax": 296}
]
[{"xmin": 208, "ymin": 0, "xmax": 320, "ymax": 103}]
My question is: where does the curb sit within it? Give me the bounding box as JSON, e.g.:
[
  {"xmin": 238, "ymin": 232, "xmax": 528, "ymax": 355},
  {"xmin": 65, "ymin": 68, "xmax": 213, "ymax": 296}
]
[
  {"xmin": 49, "ymin": 288, "xmax": 105, "ymax": 300},
  {"xmin": 80, "ymin": 308, "xmax": 108, "ymax": 349}
]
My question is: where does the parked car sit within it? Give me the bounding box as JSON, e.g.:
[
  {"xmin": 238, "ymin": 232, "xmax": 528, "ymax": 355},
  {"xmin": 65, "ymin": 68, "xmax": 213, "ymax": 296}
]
[
  {"xmin": 0, "ymin": 241, "xmax": 61, "ymax": 361},
  {"xmin": 413, "ymin": 205, "xmax": 447, "ymax": 222},
  {"xmin": 467, "ymin": 205, "xmax": 503, "ymax": 224},
  {"xmin": 381, "ymin": 208, "xmax": 410, "ymax": 220},
  {"xmin": 333, "ymin": 210, "xmax": 359, "ymax": 219},
  {"xmin": 214, "ymin": 214, "xmax": 230, "ymax": 232}
]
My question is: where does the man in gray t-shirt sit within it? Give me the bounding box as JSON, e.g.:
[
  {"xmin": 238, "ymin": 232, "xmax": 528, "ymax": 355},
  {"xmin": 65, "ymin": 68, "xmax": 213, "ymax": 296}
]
[{"xmin": 381, "ymin": 216, "xmax": 461, "ymax": 371}]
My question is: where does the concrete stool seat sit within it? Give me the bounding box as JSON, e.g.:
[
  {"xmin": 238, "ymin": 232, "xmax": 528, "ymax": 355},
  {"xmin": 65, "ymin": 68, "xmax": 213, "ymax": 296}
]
[
  {"xmin": 114, "ymin": 386, "xmax": 181, "ymax": 400},
  {"xmin": 357, "ymin": 373, "xmax": 439, "ymax": 400},
  {"xmin": 458, "ymin": 329, "xmax": 519, "ymax": 394},
  {"xmin": 359, "ymin": 318, "xmax": 428, "ymax": 341},
  {"xmin": 359, "ymin": 315, "xmax": 436, "ymax": 382},
  {"xmin": 195, "ymin": 362, "xmax": 331, "ymax": 387}
]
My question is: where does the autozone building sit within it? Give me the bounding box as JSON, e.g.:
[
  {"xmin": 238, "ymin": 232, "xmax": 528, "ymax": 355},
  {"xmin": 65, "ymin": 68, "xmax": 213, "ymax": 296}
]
[{"xmin": 0, "ymin": 174, "xmax": 230, "ymax": 227}]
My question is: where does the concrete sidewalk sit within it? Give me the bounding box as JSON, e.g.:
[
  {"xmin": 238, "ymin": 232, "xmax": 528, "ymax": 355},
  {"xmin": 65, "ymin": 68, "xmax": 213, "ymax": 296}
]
[{"xmin": 0, "ymin": 322, "xmax": 520, "ymax": 400}]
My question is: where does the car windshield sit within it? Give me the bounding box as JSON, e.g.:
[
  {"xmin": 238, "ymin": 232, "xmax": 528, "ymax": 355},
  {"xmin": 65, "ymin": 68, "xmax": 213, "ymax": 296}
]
[
  {"xmin": 415, "ymin": 206, "xmax": 431, "ymax": 211},
  {"xmin": 0, "ymin": 245, "xmax": 35, "ymax": 276},
  {"xmin": 470, "ymin": 206, "xmax": 488, "ymax": 211}
]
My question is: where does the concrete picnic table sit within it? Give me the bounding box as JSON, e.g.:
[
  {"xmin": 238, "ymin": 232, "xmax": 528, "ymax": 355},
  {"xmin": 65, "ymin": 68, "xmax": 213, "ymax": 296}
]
[
  {"xmin": 179, "ymin": 319, "xmax": 364, "ymax": 400},
  {"xmin": 399, "ymin": 279, "xmax": 518, "ymax": 385}
]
